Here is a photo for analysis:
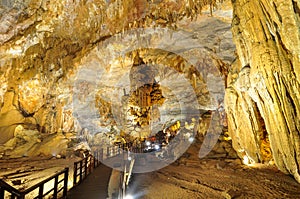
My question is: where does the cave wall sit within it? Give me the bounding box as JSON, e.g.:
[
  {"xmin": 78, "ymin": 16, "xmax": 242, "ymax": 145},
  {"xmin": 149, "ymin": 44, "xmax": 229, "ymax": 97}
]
[{"xmin": 226, "ymin": 0, "xmax": 300, "ymax": 182}]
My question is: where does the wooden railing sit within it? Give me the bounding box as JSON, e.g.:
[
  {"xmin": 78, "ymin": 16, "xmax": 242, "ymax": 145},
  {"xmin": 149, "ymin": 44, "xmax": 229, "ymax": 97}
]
[
  {"xmin": 93, "ymin": 149, "xmax": 103, "ymax": 168},
  {"xmin": 0, "ymin": 143, "xmax": 146, "ymax": 199},
  {"xmin": 0, "ymin": 167, "xmax": 69, "ymax": 199},
  {"xmin": 73, "ymin": 155, "xmax": 93, "ymax": 186},
  {"xmin": 131, "ymin": 143, "xmax": 144, "ymax": 153},
  {"xmin": 72, "ymin": 145, "xmax": 123, "ymax": 187},
  {"xmin": 105, "ymin": 145, "xmax": 122, "ymax": 158},
  {"xmin": 106, "ymin": 143, "xmax": 146, "ymax": 157}
]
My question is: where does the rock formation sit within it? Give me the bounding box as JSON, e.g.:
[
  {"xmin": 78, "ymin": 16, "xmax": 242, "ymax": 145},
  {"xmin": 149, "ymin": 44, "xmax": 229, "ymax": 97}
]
[{"xmin": 226, "ymin": 0, "xmax": 300, "ymax": 182}]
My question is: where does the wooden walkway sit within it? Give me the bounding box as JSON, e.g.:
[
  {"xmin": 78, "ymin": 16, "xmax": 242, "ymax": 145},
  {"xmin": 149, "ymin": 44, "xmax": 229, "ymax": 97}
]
[{"xmin": 67, "ymin": 164, "xmax": 112, "ymax": 199}]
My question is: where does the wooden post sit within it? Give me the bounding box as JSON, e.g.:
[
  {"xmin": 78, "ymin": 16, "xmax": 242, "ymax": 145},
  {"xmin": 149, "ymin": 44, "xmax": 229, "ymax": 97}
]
[
  {"xmin": 100, "ymin": 148, "xmax": 104, "ymax": 161},
  {"xmin": 53, "ymin": 176, "xmax": 58, "ymax": 198},
  {"xmin": 17, "ymin": 194, "xmax": 25, "ymax": 199},
  {"xmin": 96, "ymin": 151, "xmax": 98, "ymax": 167},
  {"xmin": 107, "ymin": 146, "xmax": 110, "ymax": 158},
  {"xmin": 84, "ymin": 157, "xmax": 88, "ymax": 177},
  {"xmin": 93, "ymin": 155, "xmax": 96, "ymax": 168},
  {"xmin": 63, "ymin": 168, "xmax": 69, "ymax": 198},
  {"xmin": 38, "ymin": 184, "xmax": 44, "ymax": 199},
  {"xmin": 94, "ymin": 150, "xmax": 99, "ymax": 168},
  {"xmin": 73, "ymin": 163, "xmax": 77, "ymax": 186},
  {"xmin": 89, "ymin": 155, "xmax": 92, "ymax": 173},
  {"xmin": 0, "ymin": 187, "xmax": 4, "ymax": 199},
  {"xmin": 79, "ymin": 161, "xmax": 83, "ymax": 184}
]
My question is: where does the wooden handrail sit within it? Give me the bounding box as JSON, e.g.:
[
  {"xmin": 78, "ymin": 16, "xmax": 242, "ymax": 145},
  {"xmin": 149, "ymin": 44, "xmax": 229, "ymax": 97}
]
[
  {"xmin": 0, "ymin": 167, "xmax": 69, "ymax": 199},
  {"xmin": 0, "ymin": 180, "xmax": 22, "ymax": 198},
  {"xmin": 0, "ymin": 144, "xmax": 135, "ymax": 199},
  {"xmin": 72, "ymin": 145, "xmax": 125, "ymax": 188},
  {"xmin": 93, "ymin": 149, "xmax": 103, "ymax": 168},
  {"xmin": 73, "ymin": 155, "xmax": 93, "ymax": 186}
]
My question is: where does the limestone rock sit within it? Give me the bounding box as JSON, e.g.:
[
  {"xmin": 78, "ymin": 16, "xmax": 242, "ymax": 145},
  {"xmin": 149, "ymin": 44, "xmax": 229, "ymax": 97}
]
[
  {"xmin": 227, "ymin": 0, "xmax": 300, "ymax": 182},
  {"xmin": 18, "ymin": 78, "xmax": 47, "ymax": 114},
  {"xmin": 2, "ymin": 127, "xmax": 74, "ymax": 158},
  {"xmin": 0, "ymin": 109, "xmax": 24, "ymax": 144}
]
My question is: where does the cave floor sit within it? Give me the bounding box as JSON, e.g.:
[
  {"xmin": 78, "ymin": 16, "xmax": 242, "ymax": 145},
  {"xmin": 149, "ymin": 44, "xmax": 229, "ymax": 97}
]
[
  {"xmin": 127, "ymin": 145, "xmax": 300, "ymax": 199},
  {"xmin": 128, "ymin": 158, "xmax": 300, "ymax": 199}
]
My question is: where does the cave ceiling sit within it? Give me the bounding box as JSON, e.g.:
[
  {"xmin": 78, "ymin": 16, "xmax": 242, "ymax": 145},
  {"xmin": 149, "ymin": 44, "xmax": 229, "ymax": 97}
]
[{"xmin": 0, "ymin": 0, "xmax": 234, "ymax": 140}]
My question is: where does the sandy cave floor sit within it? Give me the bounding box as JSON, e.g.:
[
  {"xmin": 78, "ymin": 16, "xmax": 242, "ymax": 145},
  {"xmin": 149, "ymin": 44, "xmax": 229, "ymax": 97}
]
[
  {"xmin": 126, "ymin": 144, "xmax": 300, "ymax": 199},
  {"xmin": 128, "ymin": 158, "xmax": 300, "ymax": 199}
]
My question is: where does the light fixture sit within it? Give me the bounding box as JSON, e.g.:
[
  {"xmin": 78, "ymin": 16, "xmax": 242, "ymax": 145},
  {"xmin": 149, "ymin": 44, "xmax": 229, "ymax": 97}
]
[
  {"xmin": 243, "ymin": 154, "xmax": 255, "ymax": 166},
  {"xmin": 243, "ymin": 155, "xmax": 249, "ymax": 165},
  {"xmin": 188, "ymin": 137, "xmax": 194, "ymax": 143},
  {"xmin": 146, "ymin": 141, "xmax": 151, "ymax": 146},
  {"xmin": 124, "ymin": 194, "xmax": 134, "ymax": 199}
]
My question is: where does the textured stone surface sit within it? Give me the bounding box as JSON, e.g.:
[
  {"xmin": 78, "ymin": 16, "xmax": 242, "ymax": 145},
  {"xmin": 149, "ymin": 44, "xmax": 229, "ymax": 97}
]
[
  {"xmin": 0, "ymin": 0, "xmax": 233, "ymax": 159},
  {"xmin": 226, "ymin": 0, "xmax": 300, "ymax": 182},
  {"xmin": 0, "ymin": 125, "xmax": 75, "ymax": 158}
]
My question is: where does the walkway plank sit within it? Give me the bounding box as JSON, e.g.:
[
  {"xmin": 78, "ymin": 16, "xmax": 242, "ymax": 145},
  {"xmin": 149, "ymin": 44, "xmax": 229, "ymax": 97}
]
[{"xmin": 67, "ymin": 164, "xmax": 112, "ymax": 199}]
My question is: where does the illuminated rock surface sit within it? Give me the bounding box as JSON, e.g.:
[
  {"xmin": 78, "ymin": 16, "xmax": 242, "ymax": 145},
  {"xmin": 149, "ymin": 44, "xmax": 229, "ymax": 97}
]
[{"xmin": 226, "ymin": 0, "xmax": 300, "ymax": 183}]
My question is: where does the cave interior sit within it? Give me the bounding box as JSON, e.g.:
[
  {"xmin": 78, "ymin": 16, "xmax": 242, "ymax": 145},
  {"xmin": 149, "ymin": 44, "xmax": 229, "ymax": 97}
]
[{"xmin": 0, "ymin": 0, "xmax": 300, "ymax": 198}]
